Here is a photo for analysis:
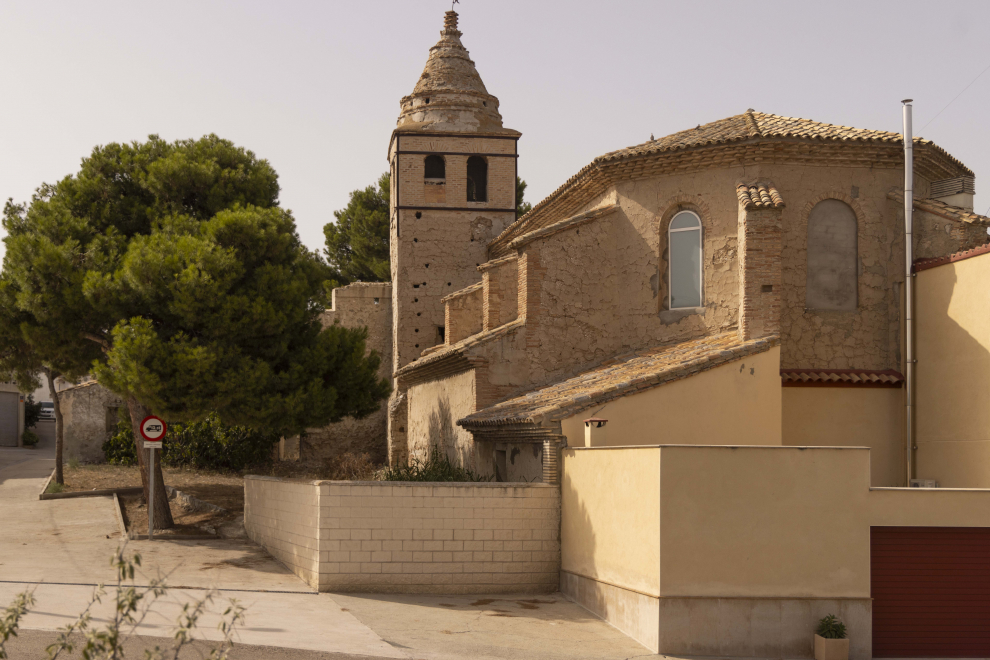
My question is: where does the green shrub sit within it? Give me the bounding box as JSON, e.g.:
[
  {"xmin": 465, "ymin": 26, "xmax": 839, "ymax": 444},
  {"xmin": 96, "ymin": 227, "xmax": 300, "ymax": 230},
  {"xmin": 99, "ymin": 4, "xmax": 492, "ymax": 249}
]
[
  {"xmin": 24, "ymin": 394, "xmax": 43, "ymax": 429},
  {"xmin": 103, "ymin": 418, "xmax": 138, "ymax": 465},
  {"xmin": 816, "ymin": 614, "xmax": 847, "ymax": 639},
  {"xmin": 45, "ymin": 481, "xmax": 64, "ymax": 494},
  {"xmin": 21, "ymin": 429, "xmax": 39, "ymax": 447},
  {"xmin": 380, "ymin": 446, "xmax": 492, "ymax": 482},
  {"xmin": 101, "ymin": 412, "xmax": 279, "ymax": 472},
  {"xmin": 67, "ymin": 456, "xmax": 80, "ymax": 470},
  {"xmin": 164, "ymin": 414, "xmax": 280, "ymax": 472}
]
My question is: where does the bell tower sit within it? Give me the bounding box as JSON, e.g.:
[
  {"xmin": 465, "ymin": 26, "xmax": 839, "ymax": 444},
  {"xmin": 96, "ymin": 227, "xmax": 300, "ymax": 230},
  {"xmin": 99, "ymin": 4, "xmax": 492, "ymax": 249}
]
[{"xmin": 386, "ymin": 10, "xmax": 520, "ymax": 464}]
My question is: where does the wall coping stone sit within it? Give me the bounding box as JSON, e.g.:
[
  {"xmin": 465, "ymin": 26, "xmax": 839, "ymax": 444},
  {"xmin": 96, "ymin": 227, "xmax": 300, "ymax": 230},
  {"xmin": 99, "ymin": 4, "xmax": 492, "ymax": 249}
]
[{"xmin": 244, "ymin": 474, "xmax": 558, "ymax": 488}]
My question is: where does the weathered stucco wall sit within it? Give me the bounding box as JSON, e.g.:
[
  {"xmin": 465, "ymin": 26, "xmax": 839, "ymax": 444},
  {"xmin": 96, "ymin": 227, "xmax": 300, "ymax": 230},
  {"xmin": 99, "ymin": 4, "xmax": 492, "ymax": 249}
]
[
  {"xmin": 465, "ymin": 164, "xmax": 975, "ymax": 419},
  {"xmin": 301, "ymin": 282, "xmax": 392, "ymax": 464},
  {"xmin": 915, "ymin": 252, "xmax": 990, "ymax": 486},
  {"xmin": 782, "ymin": 386, "xmax": 905, "ymax": 487},
  {"xmin": 406, "ymin": 370, "xmax": 489, "ymax": 474},
  {"xmin": 559, "ymin": 347, "xmax": 782, "ymax": 447},
  {"xmin": 60, "ymin": 381, "xmax": 123, "ymax": 463}
]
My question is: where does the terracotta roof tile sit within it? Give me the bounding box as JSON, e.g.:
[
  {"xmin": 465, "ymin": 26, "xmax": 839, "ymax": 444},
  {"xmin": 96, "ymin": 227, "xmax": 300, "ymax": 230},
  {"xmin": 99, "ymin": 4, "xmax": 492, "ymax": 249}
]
[
  {"xmin": 887, "ymin": 189, "xmax": 990, "ymax": 227},
  {"xmin": 736, "ymin": 182, "xmax": 785, "ymax": 210},
  {"xmin": 459, "ymin": 332, "xmax": 777, "ymax": 431},
  {"xmin": 599, "ymin": 111, "xmax": 906, "ymax": 163},
  {"xmin": 490, "ymin": 110, "xmax": 972, "ymax": 258},
  {"xmin": 780, "ymin": 368, "xmax": 904, "ymax": 386},
  {"xmin": 913, "ymin": 242, "xmax": 990, "ymax": 272}
]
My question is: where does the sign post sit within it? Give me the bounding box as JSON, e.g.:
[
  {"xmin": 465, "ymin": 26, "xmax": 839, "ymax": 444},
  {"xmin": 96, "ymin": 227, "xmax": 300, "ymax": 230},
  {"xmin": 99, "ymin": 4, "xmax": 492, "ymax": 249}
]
[{"xmin": 139, "ymin": 415, "xmax": 167, "ymax": 539}]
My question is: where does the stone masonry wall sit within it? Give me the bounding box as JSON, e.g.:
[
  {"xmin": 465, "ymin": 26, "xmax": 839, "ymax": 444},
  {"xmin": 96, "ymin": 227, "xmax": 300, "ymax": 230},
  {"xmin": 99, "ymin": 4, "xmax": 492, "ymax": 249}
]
[
  {"xmin": 244, "ymin": 476, "xmax": 560, "ymax": 594},
  {"xmin": 443, "ymin": 283, "xmax": 483, "ymax": 345},
  {"xmin": 60, "ymin": 381, "xmax": 124, "ymax": 463},
  {"xmin": 300, "ymin": 282, "xmax": 392, "ymax": 464}
]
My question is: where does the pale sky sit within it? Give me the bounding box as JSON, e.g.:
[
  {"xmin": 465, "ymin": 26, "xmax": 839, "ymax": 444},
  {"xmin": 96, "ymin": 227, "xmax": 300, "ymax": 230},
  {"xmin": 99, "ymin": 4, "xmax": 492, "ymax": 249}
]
[{"xmin": 2, "ymin": 0, "xmax": 990, "ymax": 262}]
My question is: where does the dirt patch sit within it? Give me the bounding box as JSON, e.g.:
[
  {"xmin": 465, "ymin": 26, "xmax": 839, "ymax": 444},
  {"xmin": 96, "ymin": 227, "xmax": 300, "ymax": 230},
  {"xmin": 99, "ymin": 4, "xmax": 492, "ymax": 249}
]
[
  {"xmin": 60, "ymin": 453, "xmax": 383, "ymax": 537},
  {"xmin": 64, "ymin": 465, "xmax": 245, "ymax": 537}
]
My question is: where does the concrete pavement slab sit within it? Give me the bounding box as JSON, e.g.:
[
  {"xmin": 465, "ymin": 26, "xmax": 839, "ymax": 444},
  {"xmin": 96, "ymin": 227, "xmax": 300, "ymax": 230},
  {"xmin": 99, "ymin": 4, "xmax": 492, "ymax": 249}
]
[
  {"xmin": 1, "ymin": 443, "xmax": 653, "ymax": 659},
  {"xmin": 6, "ymin": 629, "xmax": 400, "ymax": 659},
  {"xmin": 0, "ymin": 583, "xmax": 403, "ymax": 658},
  {"xmin": 332, "ymin": 593, "xmax": 653, "ymax": 660}
]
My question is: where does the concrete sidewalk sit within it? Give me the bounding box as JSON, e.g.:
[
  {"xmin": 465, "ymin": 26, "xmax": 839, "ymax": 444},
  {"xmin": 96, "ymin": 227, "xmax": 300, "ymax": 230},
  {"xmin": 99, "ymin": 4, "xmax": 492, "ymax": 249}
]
[{"xmin": 0, "ymin": 442, "xmax": 651, "ymax": 659}]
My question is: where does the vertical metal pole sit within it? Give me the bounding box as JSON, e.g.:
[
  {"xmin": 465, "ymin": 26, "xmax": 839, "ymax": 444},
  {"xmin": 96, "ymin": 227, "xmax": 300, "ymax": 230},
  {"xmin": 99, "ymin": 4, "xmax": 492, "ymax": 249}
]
[
  {"xmin": 148, "ymin": 447, "xmax": 155, "ymax": 540},
  {"xmin": 902, "ymin": 99, "xmax": 915, "ymax": 486}
]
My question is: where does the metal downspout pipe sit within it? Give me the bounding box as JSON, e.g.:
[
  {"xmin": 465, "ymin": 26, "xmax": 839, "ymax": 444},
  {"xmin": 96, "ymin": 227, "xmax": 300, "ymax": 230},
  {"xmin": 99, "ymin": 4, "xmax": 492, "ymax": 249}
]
[{"xmin": 902, "ymin": 99, "xmax": 915, "ymax": 486}]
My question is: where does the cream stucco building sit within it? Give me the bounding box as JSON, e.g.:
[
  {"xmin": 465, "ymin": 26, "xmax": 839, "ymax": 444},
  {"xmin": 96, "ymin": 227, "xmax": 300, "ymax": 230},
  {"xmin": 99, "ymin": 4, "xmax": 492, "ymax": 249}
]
[{"xmin": 310, "ymin": 9, "xmax": 990, "ymax": 657}]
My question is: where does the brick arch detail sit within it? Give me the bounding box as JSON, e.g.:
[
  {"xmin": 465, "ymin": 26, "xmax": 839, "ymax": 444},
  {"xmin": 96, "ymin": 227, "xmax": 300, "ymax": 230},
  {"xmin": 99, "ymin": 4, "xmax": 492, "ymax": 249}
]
[
  {"xmin": 801, "ymin": 191, "xmax": 868, "ymax": 228},
  {"xmin": 652, "ymin": 195, "xmax": 715, "ymax": 236}
]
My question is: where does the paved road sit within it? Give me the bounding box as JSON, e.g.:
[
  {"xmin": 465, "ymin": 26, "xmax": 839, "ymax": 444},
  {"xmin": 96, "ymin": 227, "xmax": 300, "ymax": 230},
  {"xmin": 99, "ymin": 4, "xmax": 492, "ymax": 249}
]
[{"xmin": 0, "ymin": 442, "xmax": 652, "ymax": 659}]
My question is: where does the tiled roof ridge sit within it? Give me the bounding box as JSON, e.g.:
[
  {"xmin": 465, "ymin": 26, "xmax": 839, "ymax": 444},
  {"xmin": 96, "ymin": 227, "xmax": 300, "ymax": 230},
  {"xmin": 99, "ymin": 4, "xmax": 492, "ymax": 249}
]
[
  {"xmin": 887, "ymin": 189, "xmax": 990, "ymax": 227},
  {"xmin": 780, "ymin": 368, "xmax": 904, "ymax": 386},
  {"xmin": 913, "ymin": 242, "xmax": 990, "ymax": 273},
  {"xmin": 440, "ymin": 280, "xmax": 483, "ymax": 304},
  {"xmin": 508, "ymin": 204, "xmax": 621, "ymax": 250},
  {"xmin": 394, "ymin": 317, "xmax": 525, "ymax": 383},
  {"xmin": 490, "ymin": 111, "xmax": 970, "ymax": 257},
  {"xmin": 780, "ymin": 368, "xmax": 904, "ymax": 377},
  {"xmin": 458, "ymin": 333, "xmax": 778, "ymax": 430},
  {"xmin": 735, "ymin": 181, "xmax": 785, "ymax": 210}
]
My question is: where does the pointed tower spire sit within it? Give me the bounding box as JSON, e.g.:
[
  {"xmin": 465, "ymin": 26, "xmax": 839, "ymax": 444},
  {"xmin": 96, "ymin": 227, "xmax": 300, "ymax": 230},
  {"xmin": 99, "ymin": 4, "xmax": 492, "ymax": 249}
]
[{"xmin": 396, "ymin": 10, "xmax": 509, "ymax": 133}]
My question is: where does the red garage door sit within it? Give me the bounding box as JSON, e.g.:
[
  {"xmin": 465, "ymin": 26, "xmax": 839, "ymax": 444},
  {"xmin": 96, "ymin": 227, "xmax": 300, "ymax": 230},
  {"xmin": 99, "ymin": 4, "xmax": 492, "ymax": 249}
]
[{"xmin": 872, "ymin": 526, "xmax": 990, "ymax": 657}]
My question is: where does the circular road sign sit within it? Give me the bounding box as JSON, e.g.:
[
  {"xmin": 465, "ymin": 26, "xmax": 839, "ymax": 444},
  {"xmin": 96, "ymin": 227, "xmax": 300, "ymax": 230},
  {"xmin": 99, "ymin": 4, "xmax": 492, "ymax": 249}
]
[{"xmin": 140, "ymin": 416, "xmax": 167, "ymax": 443}]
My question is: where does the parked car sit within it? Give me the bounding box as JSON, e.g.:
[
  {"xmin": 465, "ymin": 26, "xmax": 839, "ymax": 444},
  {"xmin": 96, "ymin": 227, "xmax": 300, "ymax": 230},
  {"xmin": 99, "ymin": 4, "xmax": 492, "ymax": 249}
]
[{"xmin": 39, "ymin": 402, "xmax": 54, "ymax": 421}]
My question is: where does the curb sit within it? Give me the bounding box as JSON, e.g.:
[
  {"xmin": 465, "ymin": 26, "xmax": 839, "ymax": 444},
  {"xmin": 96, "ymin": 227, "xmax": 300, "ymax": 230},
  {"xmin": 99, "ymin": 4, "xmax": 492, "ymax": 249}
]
[
  {"xmin": 40, "ymin": 486, "xmax": 143, "ymax": 501},
  {"xmin": 112, "ymin": 493, "xmax": 128, "ymax": 537},
  {"xmin": 37, "ymin": 469, "xmax": 56, "ymax": 499},
  {"xmin": 127, "ymin": 534, "xmax": 221, "ymax": 541}
]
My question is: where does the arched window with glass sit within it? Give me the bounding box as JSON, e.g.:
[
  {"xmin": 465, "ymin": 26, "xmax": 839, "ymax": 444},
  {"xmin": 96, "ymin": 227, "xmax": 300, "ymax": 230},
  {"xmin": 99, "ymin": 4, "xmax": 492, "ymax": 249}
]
[{"xmin": 668, "ymin": 211, "xmax": 703, "ymax": 309}]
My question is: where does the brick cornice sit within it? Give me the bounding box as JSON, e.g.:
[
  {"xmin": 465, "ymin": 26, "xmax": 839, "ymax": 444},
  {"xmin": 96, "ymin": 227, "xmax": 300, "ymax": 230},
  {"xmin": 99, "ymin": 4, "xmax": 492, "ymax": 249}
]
[{"xmin": 490, "ymin": 139, "xmax": 968, "ymax": 257}]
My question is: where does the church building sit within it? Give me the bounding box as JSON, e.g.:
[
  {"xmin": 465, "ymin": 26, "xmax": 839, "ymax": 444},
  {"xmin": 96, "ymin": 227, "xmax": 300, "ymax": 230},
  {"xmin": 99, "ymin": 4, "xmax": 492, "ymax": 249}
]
[{"xmin": 310, "ymin": 9, "xmax": 990, "ymax": 657}]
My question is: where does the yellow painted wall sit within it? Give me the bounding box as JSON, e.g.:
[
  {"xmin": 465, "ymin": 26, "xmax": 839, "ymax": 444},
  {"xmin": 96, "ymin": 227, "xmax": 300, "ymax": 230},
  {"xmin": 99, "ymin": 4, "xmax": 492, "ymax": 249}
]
[
  {"xmin": 782, "ymin": 387, "xmax": 905, "ymax": 487},
  {"xmin": 561, "ymin": 444, "xmax": 990, "ymax": 602},
  {"xmin": 915, "ymin": 253, "xmax": 990, "ymax": 486},
  {"xmin": 560, "ymin": 447, "xmax": 660, "ymax": 597},
  {"xmin": 559, "ymin": 347, "xmax": 782, "ymax": 448},
  {"xmin": 871, "ymin": 487, "xmax": 990, "ymax": 527},
  {"xmin": 658, "ymin": 445, "xmax": 871, "ymax": 598}
]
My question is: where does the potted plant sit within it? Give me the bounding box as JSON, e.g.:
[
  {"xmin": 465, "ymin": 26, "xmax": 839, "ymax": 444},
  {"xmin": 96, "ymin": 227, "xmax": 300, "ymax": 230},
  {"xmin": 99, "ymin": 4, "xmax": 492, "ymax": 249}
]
[{"xmin": 814, "ymin": 614, "xmax": 849, "ymax": 660}]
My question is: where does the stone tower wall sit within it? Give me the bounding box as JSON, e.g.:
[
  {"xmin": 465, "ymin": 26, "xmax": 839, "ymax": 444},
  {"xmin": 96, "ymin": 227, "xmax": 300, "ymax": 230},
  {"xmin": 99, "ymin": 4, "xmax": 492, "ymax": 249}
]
[
  {"xmin": 386, "ymin": 9, "xmax": 521, "ymax": 466},
  {"xmin": 390, "ymin": 135, "xmax": 517, "ymax": 372}
]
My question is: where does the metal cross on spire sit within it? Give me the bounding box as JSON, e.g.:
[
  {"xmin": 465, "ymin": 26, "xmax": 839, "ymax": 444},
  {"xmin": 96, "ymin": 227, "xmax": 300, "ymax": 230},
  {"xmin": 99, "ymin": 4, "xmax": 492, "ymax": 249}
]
[{"xmin": 452, "ymin": 0, "xmax": 459, "ymax": 10}]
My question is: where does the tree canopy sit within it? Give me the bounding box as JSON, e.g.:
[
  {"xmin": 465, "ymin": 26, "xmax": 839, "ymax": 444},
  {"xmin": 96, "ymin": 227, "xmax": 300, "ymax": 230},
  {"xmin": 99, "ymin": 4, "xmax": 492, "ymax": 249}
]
[
  {"xmin": 4, "ymin": 134, "xmax": 389, "ymax": 433},
  {"xmin": 324, "ymin": 174, "xmax": 533, "ymax": 285},
  {"xmin": 2, "ymin": 134, "xmax": 391, "ymax": 524},
  {"xmin": 324, "ymin": 173, "xmax": 390, "ymax": 286}
]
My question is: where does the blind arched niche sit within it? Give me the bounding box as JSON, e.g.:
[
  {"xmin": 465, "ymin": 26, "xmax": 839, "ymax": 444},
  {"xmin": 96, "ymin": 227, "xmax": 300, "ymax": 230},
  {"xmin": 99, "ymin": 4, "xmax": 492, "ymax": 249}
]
[{"xmin": 806, "ymin": 199, "xmax": 858, "ymax": 311}]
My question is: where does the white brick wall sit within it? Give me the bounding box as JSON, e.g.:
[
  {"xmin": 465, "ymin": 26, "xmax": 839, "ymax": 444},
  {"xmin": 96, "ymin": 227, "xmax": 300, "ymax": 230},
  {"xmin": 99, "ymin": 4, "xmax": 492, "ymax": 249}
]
[{"xmin": 244, "ymin": 477, "xmax": 560, "ymax": 593}]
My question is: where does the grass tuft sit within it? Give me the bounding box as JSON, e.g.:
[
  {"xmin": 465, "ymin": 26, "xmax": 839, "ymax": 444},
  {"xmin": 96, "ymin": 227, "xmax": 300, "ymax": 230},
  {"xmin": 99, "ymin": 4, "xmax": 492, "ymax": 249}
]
[{"xmin": 379, "ymin": 446, "xmax": 493, "ymax": 483}]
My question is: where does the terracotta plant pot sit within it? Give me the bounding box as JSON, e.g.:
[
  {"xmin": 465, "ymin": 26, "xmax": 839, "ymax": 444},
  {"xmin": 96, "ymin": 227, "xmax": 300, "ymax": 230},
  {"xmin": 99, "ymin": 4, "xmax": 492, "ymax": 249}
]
[{"xmin": 814, "ymin": 634, "xmax": 849, "ymax": 660}]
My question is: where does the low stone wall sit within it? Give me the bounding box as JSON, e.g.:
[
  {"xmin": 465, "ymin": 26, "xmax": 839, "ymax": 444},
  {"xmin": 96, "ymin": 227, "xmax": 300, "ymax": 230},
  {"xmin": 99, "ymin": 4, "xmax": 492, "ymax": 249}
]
[{"xmin": 244, "ymin": 476, "xmax": 560, "ymax": 594}]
